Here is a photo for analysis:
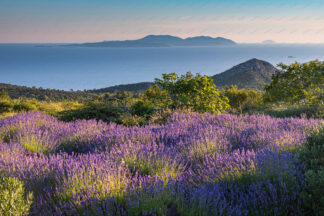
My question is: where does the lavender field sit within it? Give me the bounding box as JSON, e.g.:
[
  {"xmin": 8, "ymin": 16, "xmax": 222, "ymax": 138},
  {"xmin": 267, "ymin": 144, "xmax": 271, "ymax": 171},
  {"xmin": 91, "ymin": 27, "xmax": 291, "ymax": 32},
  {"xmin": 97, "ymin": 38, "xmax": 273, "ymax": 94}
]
[{"xmin": 0, "ymin": 111, "xmax": 322, "ymax": 215}]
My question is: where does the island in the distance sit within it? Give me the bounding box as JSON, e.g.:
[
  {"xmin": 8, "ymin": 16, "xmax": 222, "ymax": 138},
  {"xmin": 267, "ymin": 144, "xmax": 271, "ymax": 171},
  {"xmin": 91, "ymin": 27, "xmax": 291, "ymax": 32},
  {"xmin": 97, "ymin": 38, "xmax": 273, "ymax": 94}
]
[
  {"xmin": 69, "ymin": 35, "xmax": 236, "ymax": 47},
  {"xmin": 262, "ymin": 40, "xmax": 276, "ymax": 44}
]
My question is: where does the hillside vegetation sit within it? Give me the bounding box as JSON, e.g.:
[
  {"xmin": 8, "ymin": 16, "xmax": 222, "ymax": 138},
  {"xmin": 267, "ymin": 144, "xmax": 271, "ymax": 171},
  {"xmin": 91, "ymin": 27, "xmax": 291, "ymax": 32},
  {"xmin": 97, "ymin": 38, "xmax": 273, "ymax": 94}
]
[
  {"xmin": 0, "ymin": 60, "xmax": 323, "ymax": 215},
  {"xmin": 1, "ymin": 60, "xmax": 323, "ymax": 124},
  {"xmin": 88, "ymin": 82, "xmax": 154, "ymax": 94},
  {"xmin": 0, "ymin": 83, "xmax": 95, "ymax": 101}
]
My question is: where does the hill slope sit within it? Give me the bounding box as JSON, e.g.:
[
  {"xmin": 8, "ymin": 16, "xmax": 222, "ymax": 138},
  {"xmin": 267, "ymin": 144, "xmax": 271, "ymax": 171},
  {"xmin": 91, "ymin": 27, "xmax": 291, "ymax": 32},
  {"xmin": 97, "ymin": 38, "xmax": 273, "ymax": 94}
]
[
  {"xmin": 0, "ymin": 83, "xmax": 95, "ymax": 101},
  {"xmin": 212, "ymin": 58, "xmax": 278, "ymax": 90},
  {"xmin": 88, "ymin": 82, "xmax": 154, "ymax": 93}
]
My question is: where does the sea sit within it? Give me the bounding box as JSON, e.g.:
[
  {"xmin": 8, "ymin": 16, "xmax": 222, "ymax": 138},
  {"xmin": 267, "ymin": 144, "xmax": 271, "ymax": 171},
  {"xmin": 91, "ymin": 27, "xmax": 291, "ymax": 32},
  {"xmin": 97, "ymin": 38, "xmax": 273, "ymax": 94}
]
[{"xmin": 1, "ymin": 43, "xmax": 324, "ymax": 90}]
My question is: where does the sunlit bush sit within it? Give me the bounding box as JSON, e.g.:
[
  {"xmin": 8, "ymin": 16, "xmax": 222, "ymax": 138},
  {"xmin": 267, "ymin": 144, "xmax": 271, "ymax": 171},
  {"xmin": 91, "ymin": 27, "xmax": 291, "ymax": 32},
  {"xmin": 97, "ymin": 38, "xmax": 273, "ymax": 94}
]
[
  {"xmin": 0, "ymin": 176, "xmax": 33, "ymax": 216},
  {"xmin": 299, "ymin": 124, "xmax": 324, "ymax": 215}
]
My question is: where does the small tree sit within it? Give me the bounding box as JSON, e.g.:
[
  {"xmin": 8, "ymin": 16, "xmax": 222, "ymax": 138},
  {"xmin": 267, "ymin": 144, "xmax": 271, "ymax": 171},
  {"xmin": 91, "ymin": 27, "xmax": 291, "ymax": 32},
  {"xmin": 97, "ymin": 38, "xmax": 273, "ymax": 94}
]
[
  {"xmin": 152, "ymin": 72, "xmax": 229, "ymax": 114},
  {"xmin": 221, "ymin": 85, "xmax": 248, "ymax": 113},
  {"xmin": 144, "ymin": 85, "xmax": 172, "ymax": 109},
  {"xmin": 221, "ymin": 85, "xmax": 263, "ymax": 113},
  {"xmin": 264, "ymin": 60, "xmax": 324, "ymax": 106}
]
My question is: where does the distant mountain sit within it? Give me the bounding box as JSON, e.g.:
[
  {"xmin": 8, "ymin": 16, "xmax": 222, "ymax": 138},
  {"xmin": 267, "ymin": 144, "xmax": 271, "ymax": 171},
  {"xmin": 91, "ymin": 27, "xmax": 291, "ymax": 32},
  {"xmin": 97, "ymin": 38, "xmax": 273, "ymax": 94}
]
[
  {"xmin": 262, "ymin": 40, "xmax": 276, "ymax": 44},
  {"xmin": 212, "ymin": 58, "xmax": 278, "ymax": 90},
  {"xmin": 70, "ymin": 35, "xmax": 236, "ymax": 47},
  {"xmin": 184, "ymin": 36, "xmax": 235, "ymax": 45},
  {"xmin": 137, "ymin": 35, "xmax": 183, "ymax": 45}
]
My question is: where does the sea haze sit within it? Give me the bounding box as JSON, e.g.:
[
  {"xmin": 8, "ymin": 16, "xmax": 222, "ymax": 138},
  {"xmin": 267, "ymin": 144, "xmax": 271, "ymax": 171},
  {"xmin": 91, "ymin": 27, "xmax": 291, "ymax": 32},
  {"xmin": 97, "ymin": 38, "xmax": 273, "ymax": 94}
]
[{"xmin": 1, "ymin": 44, "xmax": 324, "ymax": 90}]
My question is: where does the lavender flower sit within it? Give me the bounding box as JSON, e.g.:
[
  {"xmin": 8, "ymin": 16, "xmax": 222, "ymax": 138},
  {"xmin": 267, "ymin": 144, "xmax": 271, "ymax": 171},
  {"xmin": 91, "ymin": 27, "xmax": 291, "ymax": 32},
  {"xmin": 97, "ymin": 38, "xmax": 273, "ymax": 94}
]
[{"xmin": 0, "ymin": 111, "xmax": 321, "ymax": 215}]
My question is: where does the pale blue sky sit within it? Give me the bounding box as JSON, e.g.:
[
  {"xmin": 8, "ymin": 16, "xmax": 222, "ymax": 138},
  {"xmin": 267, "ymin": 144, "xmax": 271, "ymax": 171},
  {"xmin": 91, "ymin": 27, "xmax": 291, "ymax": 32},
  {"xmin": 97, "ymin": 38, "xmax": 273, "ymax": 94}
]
[{"xmin": 1, "ymin": 0, "xmax": 324, "ymax": 43}]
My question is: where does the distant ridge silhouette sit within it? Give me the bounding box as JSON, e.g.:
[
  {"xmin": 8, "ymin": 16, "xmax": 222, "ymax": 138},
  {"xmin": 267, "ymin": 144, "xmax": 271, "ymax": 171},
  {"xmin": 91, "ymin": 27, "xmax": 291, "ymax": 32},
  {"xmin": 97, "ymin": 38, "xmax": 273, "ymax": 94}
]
[{"xmin": 70, "ymin": 35, "xmax": 236, "ymax": 47}]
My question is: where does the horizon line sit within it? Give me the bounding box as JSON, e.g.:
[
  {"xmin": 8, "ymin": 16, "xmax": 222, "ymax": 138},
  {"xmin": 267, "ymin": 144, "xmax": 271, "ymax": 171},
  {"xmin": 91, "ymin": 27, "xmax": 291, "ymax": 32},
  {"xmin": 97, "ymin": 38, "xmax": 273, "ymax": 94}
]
[
  {"xmin": 1, "ymin": 42, "xmax": 324, "ymax": 45},
  {"xmin": 1, "ymin": 34, "xmax": 324, "ymax": 44}
]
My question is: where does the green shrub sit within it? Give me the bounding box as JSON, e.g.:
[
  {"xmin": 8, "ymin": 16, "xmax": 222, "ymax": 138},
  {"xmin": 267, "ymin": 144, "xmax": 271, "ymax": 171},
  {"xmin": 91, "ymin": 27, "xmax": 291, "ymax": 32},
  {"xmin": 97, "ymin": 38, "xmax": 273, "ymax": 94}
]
[
  {"xmin": 265, "ymin": 106, "xmax": 324, "ymax": 119},
  {"xmin": 221, "ymin": 85, "xmax": 263, "ymax": 113},
  {"xmin": 264, "ymin": 60, "xmax": 324, "ymax": 107},
  {"xmin": 0, "ymin": 176, "xmax": 33, "ymax": 216},
  {"xmin": 120, "ymin": 115, "xmax": 147, "ymax": 126},
  {"xmin": 58, "ymin": 102, "xmax": 124, "ymax": 123},
  {"xmin": 12, "ymin": 103, "xmax": 36, "ymax": 112},
  {"xmin": 153, "ymin": 72, "xmax": 230, "ymax": 114},
  {"xmin": 130, "ymin": 101, "xmax": 155, "ymax": 118},
  {"xmin": 0, "ymin": 101, "xmax": 13, "ymax": 114},
  {"xmin": 299, "ymin": 124, "xmax": 324, "ymax": 215}
]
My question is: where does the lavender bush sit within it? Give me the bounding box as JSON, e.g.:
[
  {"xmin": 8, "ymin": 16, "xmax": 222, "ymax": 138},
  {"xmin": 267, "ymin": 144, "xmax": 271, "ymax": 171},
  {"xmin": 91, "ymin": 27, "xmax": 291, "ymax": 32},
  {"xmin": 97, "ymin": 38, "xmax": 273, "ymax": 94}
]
[{"xmin": 0, "ymin": 111, "xmax": 322, "ymax": 215}]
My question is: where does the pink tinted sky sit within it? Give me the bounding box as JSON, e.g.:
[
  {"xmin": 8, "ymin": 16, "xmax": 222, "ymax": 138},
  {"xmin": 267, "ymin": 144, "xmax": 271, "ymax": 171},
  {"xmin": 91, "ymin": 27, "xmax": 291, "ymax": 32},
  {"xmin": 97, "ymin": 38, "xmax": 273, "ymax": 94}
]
[{"xmin": 1, "ymin": 0, "xmax": 324, "ymax": 43}]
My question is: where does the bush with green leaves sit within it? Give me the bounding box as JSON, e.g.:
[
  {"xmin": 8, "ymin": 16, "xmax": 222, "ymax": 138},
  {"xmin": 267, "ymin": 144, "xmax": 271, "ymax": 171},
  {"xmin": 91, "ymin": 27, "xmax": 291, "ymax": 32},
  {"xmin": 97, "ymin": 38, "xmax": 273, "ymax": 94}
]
[
  {"xmin": 264, "ymin": 106, "xmax": 324, "ymax": 119},
  {"xmin": 143, "ymin": 85, "xmax": 172, "ymax": 110},
  {"xmin": 0, "ymin": 176, "xmax": 33, "ymax": 216},
  {"xmin": 130, "ymin": 100, "xmax": 155, "ymax": 118},
  {"xmin": 264, "ymin": 60, "xmax": 324, "ymax": 106},
  {"xmin": 58, "ymin": 102, "xmax": 125, "ymax": 123},
  {"xmin": 150, "ymin": 72, "xmax": 229, "ymax": 114},
  {"xmin": 99, "ymin": 91, "xmax": 136, "ymax": 107},
  {"xmin": 221, "ymin": 85, "xmax": 263, "ymax": 113},
  {"xmin": 299, "ymin": 124, "xmax": 324, "ymax": 215}
]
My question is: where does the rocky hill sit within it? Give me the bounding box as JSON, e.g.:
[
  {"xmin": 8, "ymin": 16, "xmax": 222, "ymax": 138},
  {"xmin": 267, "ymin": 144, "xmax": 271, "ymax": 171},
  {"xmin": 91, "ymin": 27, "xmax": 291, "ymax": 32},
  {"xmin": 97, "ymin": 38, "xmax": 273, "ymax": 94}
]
[{"xmin": 212, "ymin": 58, "xmax": 278, "ymax": 90}]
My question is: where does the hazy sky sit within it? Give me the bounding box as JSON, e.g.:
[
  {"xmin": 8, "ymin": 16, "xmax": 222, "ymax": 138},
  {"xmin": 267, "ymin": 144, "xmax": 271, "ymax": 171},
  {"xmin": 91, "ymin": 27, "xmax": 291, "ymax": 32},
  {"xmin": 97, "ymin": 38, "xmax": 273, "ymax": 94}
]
[{"xmin": 1, "ymin": 0, "xmax": 324, "ymax": 43}]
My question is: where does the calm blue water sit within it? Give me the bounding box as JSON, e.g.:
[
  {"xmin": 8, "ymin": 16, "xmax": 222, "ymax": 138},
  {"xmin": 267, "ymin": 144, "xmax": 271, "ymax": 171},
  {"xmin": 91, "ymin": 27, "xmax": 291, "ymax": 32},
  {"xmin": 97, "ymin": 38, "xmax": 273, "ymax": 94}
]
[{"xmin": 1, "ymin": 44, "xmax": 324, "ymax": 90}]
